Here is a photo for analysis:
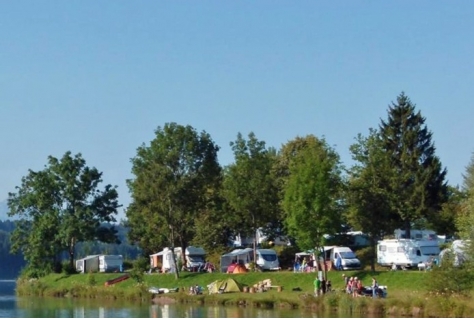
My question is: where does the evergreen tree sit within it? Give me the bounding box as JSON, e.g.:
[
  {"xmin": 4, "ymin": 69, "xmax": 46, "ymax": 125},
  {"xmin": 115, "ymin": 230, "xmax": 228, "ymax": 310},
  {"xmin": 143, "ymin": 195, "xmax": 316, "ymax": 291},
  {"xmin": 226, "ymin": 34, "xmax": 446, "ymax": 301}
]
[{"xmin": 379, "ymin": 93, "xmax": 448, "ymax": 238}]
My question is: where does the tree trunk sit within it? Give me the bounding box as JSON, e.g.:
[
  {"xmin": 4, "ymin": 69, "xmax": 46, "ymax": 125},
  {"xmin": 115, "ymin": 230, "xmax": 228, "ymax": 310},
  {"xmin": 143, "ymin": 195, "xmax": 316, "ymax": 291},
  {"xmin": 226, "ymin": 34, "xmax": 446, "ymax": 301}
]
[
  {"xmin": 69, "ymin": 237, "xmax": 76, "ymax": 270},
  {"xmin": 370, "ymin": 235, "xmax": 376, "ymax": 272},
  {"xmin": 170, "ymin": 227, "xmax": 179, "ymax": 279},
  {"xmin": 405, "ymin": 219, "xmax": 411, "ymax": 240}
]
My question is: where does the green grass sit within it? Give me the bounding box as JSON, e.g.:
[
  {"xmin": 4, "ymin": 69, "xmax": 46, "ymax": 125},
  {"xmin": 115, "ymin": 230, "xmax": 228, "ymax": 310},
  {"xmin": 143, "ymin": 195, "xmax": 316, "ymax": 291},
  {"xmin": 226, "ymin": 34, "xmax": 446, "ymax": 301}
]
[{"xmin": 15, "ymin": 269, "xmax": 474, "ymax": 317}]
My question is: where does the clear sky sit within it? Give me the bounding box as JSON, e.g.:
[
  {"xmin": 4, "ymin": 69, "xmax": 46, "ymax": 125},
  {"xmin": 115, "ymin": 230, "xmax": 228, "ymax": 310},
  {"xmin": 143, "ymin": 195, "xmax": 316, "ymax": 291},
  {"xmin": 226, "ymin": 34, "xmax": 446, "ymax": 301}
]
[{"xmin": 1, "ymin": 1, "xmax": 473, "ymax": 219}]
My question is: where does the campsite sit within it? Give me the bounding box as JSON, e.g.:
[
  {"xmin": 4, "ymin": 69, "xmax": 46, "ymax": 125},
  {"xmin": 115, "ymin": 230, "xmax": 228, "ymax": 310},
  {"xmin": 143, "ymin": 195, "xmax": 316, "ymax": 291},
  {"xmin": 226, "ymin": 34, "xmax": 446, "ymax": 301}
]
[{"xmin": 18, "ymin": 268, "xmax": 474, "ymax": 318}]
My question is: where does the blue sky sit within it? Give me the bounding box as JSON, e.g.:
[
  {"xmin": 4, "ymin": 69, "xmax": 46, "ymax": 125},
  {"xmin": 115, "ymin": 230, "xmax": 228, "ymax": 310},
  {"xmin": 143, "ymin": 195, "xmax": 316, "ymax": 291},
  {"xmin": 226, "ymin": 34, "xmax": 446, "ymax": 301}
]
[{"xmin": 1, "ymin": 1, "xmax": 473, "ymax": 219}]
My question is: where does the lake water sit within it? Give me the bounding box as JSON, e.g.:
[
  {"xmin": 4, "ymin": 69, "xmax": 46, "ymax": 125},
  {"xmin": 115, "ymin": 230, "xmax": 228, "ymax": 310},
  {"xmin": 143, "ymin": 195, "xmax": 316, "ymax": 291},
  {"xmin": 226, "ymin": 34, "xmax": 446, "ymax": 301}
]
[{"xmin": 0, "ymin": 280, "xmax": 339, "ymax": 318}]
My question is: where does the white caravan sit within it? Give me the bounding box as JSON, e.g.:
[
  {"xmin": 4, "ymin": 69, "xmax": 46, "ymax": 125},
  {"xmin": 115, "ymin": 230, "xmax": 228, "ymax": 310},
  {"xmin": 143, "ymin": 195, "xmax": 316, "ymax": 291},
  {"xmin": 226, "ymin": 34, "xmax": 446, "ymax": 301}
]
[
  {"xmin": 75, "ymin": 255, "xmax": 100, "ymax": 273},
  {"xmin": 149, "ymin": 247, "xmax": 180, "ymax": 273},
  {"xmin": 394, "ymin": 229, "xmax": 445, "ymax": 244},
  {"xmin": 98, "ymin": 255, "xmax": 123, "ymax": 273},
  {"xmin": 232, "ymin": 228, "xmax": 291, "ymax": 247},
  {"xmin": 220, "ymin": 248, "xmax": 253, "ymax": 272},
  {"xmin": 377, "ymin": 239, "xmax": 440, "ymax": 268}
]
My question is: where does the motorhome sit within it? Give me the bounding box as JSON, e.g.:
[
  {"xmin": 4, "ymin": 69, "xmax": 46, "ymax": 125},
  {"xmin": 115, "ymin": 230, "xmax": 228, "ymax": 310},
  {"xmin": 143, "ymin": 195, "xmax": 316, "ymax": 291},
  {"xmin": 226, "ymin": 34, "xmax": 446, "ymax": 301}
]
[
  {"xmin": 323, "ymin": 246, "xmax": 361, "ymax": 270},
  {"xmin": 377, "ymin": 239, "xmax": 440, "ymax": 268},
  {"xmin": 255, "ymin": 249, "xmax": 280, "ymax": 271},
  {"xmin": 184, "ymin": 246, "xmax": 206, "ymax": 270}
]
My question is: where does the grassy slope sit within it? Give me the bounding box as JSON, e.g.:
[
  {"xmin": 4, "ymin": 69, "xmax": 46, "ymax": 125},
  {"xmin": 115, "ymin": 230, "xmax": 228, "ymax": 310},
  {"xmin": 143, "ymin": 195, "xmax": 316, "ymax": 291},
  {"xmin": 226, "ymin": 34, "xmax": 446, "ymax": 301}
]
[{"xmin": 34, "ymin": 269, "xmax": 429, "ymax": 296}]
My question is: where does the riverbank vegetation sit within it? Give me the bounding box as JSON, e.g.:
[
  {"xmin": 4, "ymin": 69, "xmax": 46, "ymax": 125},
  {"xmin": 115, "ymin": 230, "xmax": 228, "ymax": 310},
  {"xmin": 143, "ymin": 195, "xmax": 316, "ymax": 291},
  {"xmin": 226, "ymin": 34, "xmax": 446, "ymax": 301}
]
[{"xmin": 16, "ymin": 270, "xmax": 474, "ymax": 317}]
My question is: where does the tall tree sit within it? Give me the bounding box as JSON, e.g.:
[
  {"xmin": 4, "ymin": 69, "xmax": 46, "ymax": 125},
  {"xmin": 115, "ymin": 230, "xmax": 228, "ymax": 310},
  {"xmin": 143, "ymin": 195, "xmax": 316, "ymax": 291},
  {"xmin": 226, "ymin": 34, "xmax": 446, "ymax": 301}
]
[
  {"xmin": 223, "ymin": 132, "xmax": 279, "ymax": 262},
  {"xmin": 379, "ymin": 93, "xmax": 448, "ymax": 238},
  {"xmin": 282, "ymin": 135, "xmax": 343, "ymax": 262},
  {"xmin": 126, "ymin": 123, "xmax": 221, "ymax": 278},
  {"xmin": 7, "ymin": 152, "xmax": 120, "ymax": 274},
  {"xmin": 347, "ymin": 129, "xmax": 397, "ymax": 271}
]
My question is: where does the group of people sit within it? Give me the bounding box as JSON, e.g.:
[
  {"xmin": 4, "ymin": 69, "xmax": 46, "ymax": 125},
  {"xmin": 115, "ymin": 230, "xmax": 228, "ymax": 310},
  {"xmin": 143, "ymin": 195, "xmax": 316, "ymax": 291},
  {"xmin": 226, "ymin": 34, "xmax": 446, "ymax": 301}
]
[
  {"xmin": 313, "ymin": 276, "xmax": 332, "ymax": 296},
  {"xmin": 342, "ymin": 274, "xmax": 379, "ymax": 298},
  {"xmin": 294, "ymin": 256, "xmax": 317, "ymax": 273},
  {"xmin": 189, "ymin": 284, "xmax": 202, "ymax": 295}
]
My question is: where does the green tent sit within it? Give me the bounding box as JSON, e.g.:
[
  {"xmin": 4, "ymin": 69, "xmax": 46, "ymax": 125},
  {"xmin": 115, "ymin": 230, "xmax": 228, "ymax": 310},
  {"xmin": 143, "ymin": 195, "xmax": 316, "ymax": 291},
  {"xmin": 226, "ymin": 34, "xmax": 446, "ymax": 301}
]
[{"xmin": 207, "ymin": 278, "xmax": 243, "ymax": 294}]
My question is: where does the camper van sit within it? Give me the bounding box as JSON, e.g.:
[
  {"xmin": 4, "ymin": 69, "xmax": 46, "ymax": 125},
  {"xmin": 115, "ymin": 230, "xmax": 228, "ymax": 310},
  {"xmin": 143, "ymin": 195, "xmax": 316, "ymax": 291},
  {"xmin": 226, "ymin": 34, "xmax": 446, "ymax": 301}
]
[
  {"xmin": 324, "ymin": 246, "xmax": 361, "ymax": 270},
  {"xmin": 184, "ymin": 246, "xmax": 206, "ymax": 270},
  {"xmin": 255, "ymin": 249, "xmax": 280, "ymax": 271},
  {"xmin": 377, "ymin": 239, "xmax": 440, "ymax": 268}
]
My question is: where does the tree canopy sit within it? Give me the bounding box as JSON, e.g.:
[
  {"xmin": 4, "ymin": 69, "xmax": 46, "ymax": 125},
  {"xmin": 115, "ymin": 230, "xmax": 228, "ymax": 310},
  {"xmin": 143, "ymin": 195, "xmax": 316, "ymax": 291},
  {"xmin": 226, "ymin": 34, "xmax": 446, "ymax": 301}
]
[
  {"xmin": 379, "ymin": 93, "xmax": 448, "ymax": 238},
  {"xmin": 7, "ymin": 152, "xmax": 120, "ymax": 275},
  {"xmin": 282, "ymin": 135, "xmax": 344, "ymax": 251},
  {"xmin": 126, "ymin": 123, "xmax": 221, "ymax": 277},
  {"xmin": 223, "ymin": 132, "xmax": 280, "ymax": 258}
]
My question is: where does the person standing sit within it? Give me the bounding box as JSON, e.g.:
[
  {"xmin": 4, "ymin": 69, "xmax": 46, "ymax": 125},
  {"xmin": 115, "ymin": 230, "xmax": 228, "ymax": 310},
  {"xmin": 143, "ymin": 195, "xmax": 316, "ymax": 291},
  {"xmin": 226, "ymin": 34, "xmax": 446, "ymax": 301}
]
[
  {"xmin": 314, "ymin": 276, "xmax": 321, "ymax": 297},
  {"xmin": 335, "ymin": 253, "xmax": 342, "ymax": 271},
  {"xmin": 371, "ymin": 277, "xmax": 378, "ymax": 298}
]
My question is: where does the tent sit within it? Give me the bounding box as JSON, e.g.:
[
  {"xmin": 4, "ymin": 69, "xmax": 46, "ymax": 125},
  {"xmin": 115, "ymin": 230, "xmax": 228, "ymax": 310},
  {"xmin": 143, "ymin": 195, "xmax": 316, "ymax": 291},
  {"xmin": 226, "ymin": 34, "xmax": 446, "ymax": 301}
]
[
  {"xmin": 220, "ymin": 248, "xmax": 253, "ymax": 273},
  {"xmin": 207, "ymin": 278, "xmax": 243, "ymax": 294},
  {"xmin": 232, "ymin": 264, "xmax": 248, "ymax": 273}
]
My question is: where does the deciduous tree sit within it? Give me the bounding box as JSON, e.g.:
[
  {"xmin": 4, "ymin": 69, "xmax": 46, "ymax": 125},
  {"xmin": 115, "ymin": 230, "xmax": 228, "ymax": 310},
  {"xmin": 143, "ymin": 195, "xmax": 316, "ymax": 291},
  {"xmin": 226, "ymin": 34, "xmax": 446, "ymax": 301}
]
[
  {"xmin": 282, "ymin": 135, "xmax": 343, "ymax": 258},
  {"xmin": 126, "ymin": 123, "xmax": 221, "ymax": 278},
  {"xmin": 7, "ymin": 152, "xmax": 120, "ymax": 275},
  {"xmin": 347, "ymin": 129, "xmax": 397, "ymax": 271},
  {"xmin": 223, "ymin": 132, "xmax": 279, "ymax": 262}
]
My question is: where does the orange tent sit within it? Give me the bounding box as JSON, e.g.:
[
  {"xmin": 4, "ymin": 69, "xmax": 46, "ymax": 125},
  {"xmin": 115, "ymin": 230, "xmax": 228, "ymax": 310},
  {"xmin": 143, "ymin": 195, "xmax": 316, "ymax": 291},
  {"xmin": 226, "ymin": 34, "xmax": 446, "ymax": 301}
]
[{"xmin": 232, "ymin": 264, "xmax": 248, "ymax": 273}]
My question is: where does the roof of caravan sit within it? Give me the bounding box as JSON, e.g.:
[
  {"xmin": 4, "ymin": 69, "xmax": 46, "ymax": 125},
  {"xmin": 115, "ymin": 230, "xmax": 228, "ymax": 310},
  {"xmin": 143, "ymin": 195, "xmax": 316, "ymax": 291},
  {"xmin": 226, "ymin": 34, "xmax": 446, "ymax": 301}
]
[
  {"xmin": 257, "ymin": 249, "xmax": 277, "ymax": 254},
  {"xmin": 378, "ymin": 239, "xmax": 439, "ymax": 245},
  {"xmin": 222, "ymin": 248, "xmax": 253, "ymax": 257}
]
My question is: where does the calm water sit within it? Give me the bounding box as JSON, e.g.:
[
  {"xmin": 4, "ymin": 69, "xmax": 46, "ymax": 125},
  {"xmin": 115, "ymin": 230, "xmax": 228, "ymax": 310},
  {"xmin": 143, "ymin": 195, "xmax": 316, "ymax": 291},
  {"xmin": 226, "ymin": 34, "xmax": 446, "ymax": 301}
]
[{"xmin": 0, "ymin": 280, "xmax": 336, "ymax": 318}]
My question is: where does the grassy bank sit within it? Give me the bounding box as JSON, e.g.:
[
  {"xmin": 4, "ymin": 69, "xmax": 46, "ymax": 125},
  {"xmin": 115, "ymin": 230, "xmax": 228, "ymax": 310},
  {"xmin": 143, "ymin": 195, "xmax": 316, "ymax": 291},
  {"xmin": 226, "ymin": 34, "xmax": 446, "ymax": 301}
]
[{"xmin": 16, "ymin": 270, "xmax": 474, "ymax": 317}]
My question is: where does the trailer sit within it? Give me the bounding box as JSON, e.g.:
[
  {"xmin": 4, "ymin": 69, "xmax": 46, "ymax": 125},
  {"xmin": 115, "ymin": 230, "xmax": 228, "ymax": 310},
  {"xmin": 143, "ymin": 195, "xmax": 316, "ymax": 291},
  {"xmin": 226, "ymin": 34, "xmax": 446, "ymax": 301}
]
[
  {"xmin": 75, "ymin": 255, "xmax": 100, "ymax": 273},
  {"xmin": 377, "ymin": 239, "xmax": 440, "ymax": 268},
  {"xmin": 98, "ymin": 255, "xmax": 123, "ymax": 273}
]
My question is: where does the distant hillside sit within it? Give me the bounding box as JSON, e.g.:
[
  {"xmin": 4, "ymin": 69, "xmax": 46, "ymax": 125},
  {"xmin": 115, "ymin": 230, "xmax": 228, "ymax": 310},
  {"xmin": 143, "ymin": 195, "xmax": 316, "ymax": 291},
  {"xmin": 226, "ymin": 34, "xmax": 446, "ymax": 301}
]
[{"xmin": 0, "ymin": 200, "xmax": 9, "ymax": 221}]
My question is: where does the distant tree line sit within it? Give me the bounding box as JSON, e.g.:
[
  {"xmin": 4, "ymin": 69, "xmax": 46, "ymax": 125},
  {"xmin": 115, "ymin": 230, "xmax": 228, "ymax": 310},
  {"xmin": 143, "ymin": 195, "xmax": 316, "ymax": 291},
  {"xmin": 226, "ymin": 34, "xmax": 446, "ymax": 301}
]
[{"xmin": 6, "ymin": 92, "xmax": 470, "ymax": 277}]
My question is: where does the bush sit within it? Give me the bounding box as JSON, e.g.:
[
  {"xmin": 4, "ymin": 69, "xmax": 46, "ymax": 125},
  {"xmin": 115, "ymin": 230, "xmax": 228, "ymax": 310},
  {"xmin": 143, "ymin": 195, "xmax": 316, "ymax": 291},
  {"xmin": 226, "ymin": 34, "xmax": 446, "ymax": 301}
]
[
  {"xmin": 61, "ymin": 261, "xmax": 77, "ymax": 275},
  {"xmin": 427, "ymin": 251, "xmax": 474, "ymax": 296},
  {"xmin": 354, "ymin": 246, "xmax": 375, "ymax": 270}
]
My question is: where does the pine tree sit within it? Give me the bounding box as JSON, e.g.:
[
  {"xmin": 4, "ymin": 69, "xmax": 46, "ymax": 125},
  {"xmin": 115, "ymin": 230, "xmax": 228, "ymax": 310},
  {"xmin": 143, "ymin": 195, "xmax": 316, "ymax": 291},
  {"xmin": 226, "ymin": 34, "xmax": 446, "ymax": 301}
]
[{"xmin": 379, "ymin": 93, "xmax": 448, "ymax": 238}]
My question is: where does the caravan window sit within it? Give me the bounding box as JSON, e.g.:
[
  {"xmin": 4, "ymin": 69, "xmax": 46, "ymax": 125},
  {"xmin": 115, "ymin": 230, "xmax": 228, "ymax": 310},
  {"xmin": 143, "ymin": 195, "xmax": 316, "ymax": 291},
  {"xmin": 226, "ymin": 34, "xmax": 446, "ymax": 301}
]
[
  {"xmin": 388, "ymin": 247, "xmax": 397, "ymax": 253},
  {"xmin": 397, "ymin": 247, "xmax": 405, "ymax": 253},
  {"xmin": 420, "ymin": 246, "xmax": 440, "ymax": 256},
  {"xmin": 261, "ymin": 253, "xmax": 277, "ymax": 262},
  {"xmin": 339, "ymin": 251, "xmax": 356, "ymax": 259},
  {"xmin": 379, "ymin": 245, "xmax": 386, "ymax": 252},
  {"xmin": 188, "ymin": 256, "xmax": 204, "ymax": 263}
]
